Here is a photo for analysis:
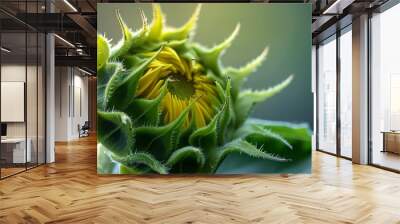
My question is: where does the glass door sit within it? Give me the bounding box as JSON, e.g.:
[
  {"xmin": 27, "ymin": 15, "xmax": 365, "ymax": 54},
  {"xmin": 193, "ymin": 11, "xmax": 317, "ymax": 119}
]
[
  {"xmin": 317, "ymin": 35, "xmax": 337, "ymax": 154},
  {"xmin": 1, "ymin": 30, "xmax": 28, "ymax": 178},
  {"xmin": 0, "ymin": 0, "xmax": 47, "ymax": 179},
  {"xmin": 339, "ymin": 26, "xmax": 352, "ymax": 159},
  {"xmin": 370, "ymin": 3, "xmax": 400, "ymax": 171}
]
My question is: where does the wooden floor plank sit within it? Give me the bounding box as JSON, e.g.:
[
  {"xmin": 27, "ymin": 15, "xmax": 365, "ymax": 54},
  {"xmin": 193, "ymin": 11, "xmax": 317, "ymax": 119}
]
[{"xmin": 0, "ymin": 135, "xmax": 399, "ymax": 223}]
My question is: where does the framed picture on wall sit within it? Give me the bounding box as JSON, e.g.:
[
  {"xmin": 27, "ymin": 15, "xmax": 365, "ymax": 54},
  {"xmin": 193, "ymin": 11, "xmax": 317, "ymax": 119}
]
[{"xmin": 97, "ymin": 3, "xmax": 312, "ymax": 175}]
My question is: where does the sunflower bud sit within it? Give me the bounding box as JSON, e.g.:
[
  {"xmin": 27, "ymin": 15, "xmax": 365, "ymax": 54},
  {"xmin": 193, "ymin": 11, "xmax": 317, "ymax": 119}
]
[{"xmin": 97, "ymin": 4, "xmax": 307, "ymax": 174}]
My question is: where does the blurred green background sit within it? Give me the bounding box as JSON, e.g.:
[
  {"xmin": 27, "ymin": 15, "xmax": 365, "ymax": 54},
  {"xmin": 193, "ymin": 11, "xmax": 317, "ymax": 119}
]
[{"xmin": 98, "ymin": 3, "xmax": 312, "ymax": 173}]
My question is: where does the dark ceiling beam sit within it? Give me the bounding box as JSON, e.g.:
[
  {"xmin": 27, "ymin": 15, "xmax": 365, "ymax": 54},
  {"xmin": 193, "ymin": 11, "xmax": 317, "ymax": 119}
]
[
  {"xmin": 8, "ymin": 13, "xmax": 84, "ymax": 32},
  {"xmin": 66, "ymin": 13, "xmax": 96, "ymax": 47},
  {"xmin": 55, "ymin": 55, "xmax": 96, "ymax": 72},
  {"xmin": 312, "ymin": 15, "xmax": 335, "ymax": 33}
]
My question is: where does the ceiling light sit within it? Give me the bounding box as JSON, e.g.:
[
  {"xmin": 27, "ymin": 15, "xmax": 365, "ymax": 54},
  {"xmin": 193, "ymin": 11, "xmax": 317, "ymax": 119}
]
[
  {"xmin": 1, "ymin": 47, "xmax": 11, "ymax": 53},
  {"xmin": 323, "ymin": 0, "xmax": 343, "ymax": 14},
  {"xmin": 63, "ymin": 0, "xmax": 78, "ymax": 12},
  {"xmin": 78, "ymin": 67, "xmax": 92, "ymax": 76},
  {"xmin": 322, "ymin": 0, "xmax": 355, "ymax": 15},
  {"xmin": 54, "ymin": 34, "xmax": 75, "ymax": 48}
]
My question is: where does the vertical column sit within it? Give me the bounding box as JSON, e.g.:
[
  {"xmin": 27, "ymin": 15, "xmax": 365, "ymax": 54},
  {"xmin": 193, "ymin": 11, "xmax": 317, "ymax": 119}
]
[
  {"xmin": 352, "ymin": 14, "xmax": 369, "ymax": 164},
  {"xmin": 46, "ymin": 1, "xmax": 55, "ymax": 163}
]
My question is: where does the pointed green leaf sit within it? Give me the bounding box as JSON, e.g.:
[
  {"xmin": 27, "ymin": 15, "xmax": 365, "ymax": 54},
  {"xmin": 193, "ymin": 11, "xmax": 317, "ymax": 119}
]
[
  {"xmin": 116, "ymin": 9, "xmax": 133, "ymax": 41},
  {"xmin": 97, "ymin": 35, "xmax": 110, "ymax": 70},
  {"xmin": 177, "ymin": 118, "xmax": 196, "ymax": 147},
  {"xmin": 116, "ymin": 152, "xmax": 168, "ymax": 174},
  {"xmin": 127, "ymin": 82, "xmax": 168, "ymax": 126},
  {"xmin": 135, "ymin": 100, "xmax": 195, "ymax": 158},
  {"xmin": 162, "ymin": 4, "xmax": 202, "ymax": 41},
  {"xmin": 234, "ymin": 122, "xmax": 292, "ymax": 150},
  {"xmin": 97, "ymin": 111, "xmax": 134, "ymax": 158},
  {"xmin": 193, "ymin": 24, "xmax": 240, "ymax": 77},
  {"xmin": 244, "ymin": 118, "xmax": 312, "ymax": 160},
  {"xmin": 227, "ymin": 47, "xmax": 268, "ymax": 80},
  {"xmin": 217, "ymin": 78, "xmax": 232, "ymax": 144},
  {"xmin": 110, "ymin": 9, "xmax": 148, "ymax": 59},
  {"xmin": 212, "ymin": 139, "xmax": 289, "ymax": 172},
  {"xmin": 97, "ymin": 62, "xmax": 123, "ymax": 111},
  {"xmin": 235, "ymin": 75, "xmax": 293, "ymax": 127},
  {"xmin": 226, "ymin": 47, "xmax": 269, "ymax": 99},
  {"xmin": 166, "ymin": 146, "xmax": 205, "ymax": 169},
  {"xmin": 105, "ymin": 46, "xmax": 163, "ymax": 110},
  {"xmin": 165, "ymin": 39, "xmax": 188, "ymax": 52},
  {"xmin": 189, "ymin": 111, "xmax": 219, "ymax": 150},
  {"xmin": 148, "ymin": 4, "xmax": 164, "ymax": 41}
]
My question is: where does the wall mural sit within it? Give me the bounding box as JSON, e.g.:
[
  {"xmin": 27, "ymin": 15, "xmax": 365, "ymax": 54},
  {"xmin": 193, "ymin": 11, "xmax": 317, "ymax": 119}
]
[{"xmin": 97, "ymin": 3, "xmax": 312, "ymax": 174}]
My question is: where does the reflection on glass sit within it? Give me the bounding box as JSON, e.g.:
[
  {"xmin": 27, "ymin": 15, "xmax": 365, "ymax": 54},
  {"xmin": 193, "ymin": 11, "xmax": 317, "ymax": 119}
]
[
  {"xmin": 27, "ymin": 31, "xmax": 38, "ymax": 169},
  {"xmin": 318, "ymin": 36, "xmax": 337, "ymax": 154},
  {"xmin": 38, "ymin": 33, "xmax": 46, "ymax": 165},
  {"xmin": 1, "ymin": 31, "xmax": 27, "ymax": 177},
  {"xmin": 371, "ymin": 3, "xmax": 400, "ymax": 171},
  {"xmin": 0, "ymin": 1, "xmax": 47, "ymax": 179},
  {"xmin": 340, "ymin": 28, "xmax": 352, "ymax": 158}
]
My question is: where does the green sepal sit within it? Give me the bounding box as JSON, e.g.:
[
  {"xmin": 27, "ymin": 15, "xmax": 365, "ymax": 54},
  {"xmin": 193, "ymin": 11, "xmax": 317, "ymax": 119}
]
[
  {"xmin": 121, "ymin": 55, "xmax": 145, "ymax": 71},
  {"xmin": 217, "ymin": 78, "xmax": 233, "ymax": 144},
  {"xmin": 212, "ymin": 139, "xmax": 289, "ymax": 173},
  {"xmin": 147, "ymin": 4, "xmax": 164, "ymax": 42},
  {"xmin": 110, "ymin": 9, "xmax": 148, "ymax": 59},
  {"xmin": 188, "ymin": 111, "xmax": 219, "ymax": 150},
  {"xmin": 162, "ymin": 4, "xmax": 201, "ymax": 41},
  {"xmin": 97, "ymin": 62, "xmax": 122, "ymax": 111},
  {"xmin": 115, "ymin": 152, "xmax": 168, "ymax": 174},
  {"xmin": 235, "ymin": 75, "xmax": 293, "ymax": 127},
  {"xmin": 97, "ymin": 111, "xmax": 134, "ymax": 158},
  {"xmin": 226, "ymin": 47, "xmax": 268, "ymax": 99},
  {"xmin": 127, "ymin": 82, "xmax": 168, "ymax": 126},
  {"xmin": 245, "ymin": 119, "xmax": 311, "ymax": 160},
  {"xmin": 104, "ymin": 46, "xmax": 163, "ymax": 110},
  {"xmin": 134, "ymin": 100, "xmax": 195, "ymax": 159},
  {"xmin": 97, "ymin": 35, "xmax": 110, "ymax": 71},
  {"xmin": 193, "ymin": 24, "xmax": 240, "ymax": 77},
  {"xmin": 177, "ymin": 118, "xmax": 196, "ymax": 147},
  {"xmin": 166, "ymin": 146, "xmax": 205, "ymax": 170},
  {"xmin": 233, "ymin": 121, "xmax": 294, "ymax": 161},
  {"xmin": 165, "ymin": 39, "xmax": 188, "ymax": 52}
]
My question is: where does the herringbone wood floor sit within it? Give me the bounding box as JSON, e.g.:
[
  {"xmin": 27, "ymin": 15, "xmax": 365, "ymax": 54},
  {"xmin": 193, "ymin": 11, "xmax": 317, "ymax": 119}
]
[{"xmin": 1, "ymin": 135, "xmax": 400, "ymax": 224}]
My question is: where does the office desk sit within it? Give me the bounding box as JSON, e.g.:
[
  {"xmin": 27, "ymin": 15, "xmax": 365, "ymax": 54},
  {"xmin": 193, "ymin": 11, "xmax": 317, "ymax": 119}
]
[
  {"xmin": 382, "ymin": 131, "xmax": 400, "ymax": 154},
  {"xmin": 1, "ymin": 138, "xmax": 31, "ymax": 164}
]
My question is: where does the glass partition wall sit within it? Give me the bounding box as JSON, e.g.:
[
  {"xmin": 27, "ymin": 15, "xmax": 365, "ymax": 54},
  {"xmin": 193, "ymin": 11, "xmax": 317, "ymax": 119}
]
[
  {"xmin": 370, "ymin": 3, "xmax": 400, "ymax": 172},
  {"xmin": 339, "ymin": 26, "xmax": 352, "ymax": 159},
  {"xmin": 317, "ymin": 35, "xmax": 337, "ymax": 155},
  {"xmin": 316, "ymin": 26, "xmax": 353, "ymax": 159},
  {"xmin": 0, "ymin": 2, "xmax": 46, "ymax": 179}
]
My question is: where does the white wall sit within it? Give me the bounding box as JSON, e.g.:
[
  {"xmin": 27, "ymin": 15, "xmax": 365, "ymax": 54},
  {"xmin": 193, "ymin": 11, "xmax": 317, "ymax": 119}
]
[
  {"xmin": 55, "ymin": 66, "xmax": 69, "ymax": 141},
  {"xmin": 55, "ymin": 67, "xmax": 89, "ymax": 141},
  {"xmin": 1, "ymin": 65, "xmax": 40, "ymax": 138}
]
